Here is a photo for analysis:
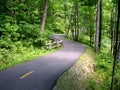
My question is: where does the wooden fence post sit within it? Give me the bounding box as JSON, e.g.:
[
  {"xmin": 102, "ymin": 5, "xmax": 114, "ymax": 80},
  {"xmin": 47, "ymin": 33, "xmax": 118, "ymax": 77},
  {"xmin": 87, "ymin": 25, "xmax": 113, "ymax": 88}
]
[
  {"xmin": 49, "ymin": 41, "xmax": 52, "ymax": 49},
  {"xmin": 45, "ymin": 38, "xmax": 63, "ymax": 50}
]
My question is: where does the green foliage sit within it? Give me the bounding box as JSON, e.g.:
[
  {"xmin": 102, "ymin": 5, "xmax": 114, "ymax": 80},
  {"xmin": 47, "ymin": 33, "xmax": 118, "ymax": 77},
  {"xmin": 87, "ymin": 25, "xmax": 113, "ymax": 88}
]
[
  {"xmin": 0, "ymin": 1, "xmax": 56, "ymax": 71},
  {"xmin": 87, "ymin": 52, "xmax": 113, "ymax": 90},
  {"xmin": 101, "ymin": 37, "xmax": 111, "ymax": 53},
  {"xmin": 46, "ymin": 0, "xmax": 65, "ymax": 34},
  {"xmin": 79, "ymin": 0, "xmax": 98, "ymax": 6},
  {"xmin": 19, "ymin": 22, "xmax": 40, "ymax": 39},
  {"xmin": 0, "ymin": 23, "xmax": 20, "ymax": 49},
  {"xmin": 112, "ymin": 0, "xmax": 118, "ymax": 3},
  {"xmin": 0, "ymin": 0, "xmax": 6, "ymax": 13},
  {"xmin": 95, "ymin": 53, "xmax": 113, "ymax": 70},
  {"xmin": 79, "ymin": 34, "xmax": 90, "ymax": 45}
]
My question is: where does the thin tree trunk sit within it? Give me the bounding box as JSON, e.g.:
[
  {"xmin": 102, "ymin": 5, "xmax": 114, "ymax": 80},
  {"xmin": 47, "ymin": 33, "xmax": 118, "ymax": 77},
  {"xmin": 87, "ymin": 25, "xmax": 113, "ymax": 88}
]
[
  {"xmin": 68, "ymin": 3, "xmax": 75, "ymax": 39},
  {"xmin": 26, "ymin": 1, "xmax": 34, "ymax": 23},
  {"xmin": 113, "ymin": 5, "xmax": 117, "ymax": 56},
  {"xmin": 5, "ymin": 0, "xmax": 8, "ymax": 13},
  {"xmin": 110, "ymin": 3, "xmax": 116, "ymax": 55},
  {"xmin": 110, "ymin": 4, "xmax": 114, "ymax": 54},
  {"xmin": 66, "ymin": 14, "xmax": 71, "ymax": 37},
  {"xmin": 76, "ymin": 1, "xmax": 79, "ymax": 41},
  {"xmin": 74, "ymin": 0, "xmax": 77, "ymax": 40},
  {"xmin": 41, "ymin": 0, "xmax": 48, "ymax": 35},
  {"xmin": 13, "ymin": 0, "xmax": 17, "ymax": 24},
  {"xmin": 88, "ymin": 8, "xmax": 93, "ymax": 46},
  {"xmin": 110, "ymin": 0, "xmax": 120, "ymax": 89},
  {"xmin": 74, "ymin": 0, "xmax": 79, "ymax": 41},
  {"xmin": 95, "ymin": 0, "xmax": 102, "ymax": 53},
  {"xmin": 64, "ymin": 0, "xmax": 67, "ymax": 34},
  {"xmin": 65, "ymin": 0, "xmax": 70, "ymax": 37}
]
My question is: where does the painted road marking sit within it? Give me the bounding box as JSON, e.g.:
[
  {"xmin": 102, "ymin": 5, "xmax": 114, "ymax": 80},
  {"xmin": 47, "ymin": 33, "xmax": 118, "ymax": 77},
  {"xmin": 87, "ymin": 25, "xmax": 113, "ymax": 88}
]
[
  {"xmin": 20, "ymin": 71, "xmax": 34, "ymax": 79},
  {"xmin": 57, "ymin": 56, "xmax": 62, "ymax": 60}
]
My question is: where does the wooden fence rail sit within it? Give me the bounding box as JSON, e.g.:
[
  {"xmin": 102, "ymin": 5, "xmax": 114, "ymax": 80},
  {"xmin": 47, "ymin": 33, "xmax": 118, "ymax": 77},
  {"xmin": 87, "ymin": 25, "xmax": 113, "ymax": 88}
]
[{"xmin": 45, "ymin": 39, "xmax": 63, "ymax": 50}]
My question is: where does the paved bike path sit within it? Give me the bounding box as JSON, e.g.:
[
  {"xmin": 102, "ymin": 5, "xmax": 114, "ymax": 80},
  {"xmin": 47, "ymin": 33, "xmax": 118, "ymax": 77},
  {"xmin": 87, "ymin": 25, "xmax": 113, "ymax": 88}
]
[{"xmin": 0, "ymin": 35, "xmax": 86, "ymax": 90}]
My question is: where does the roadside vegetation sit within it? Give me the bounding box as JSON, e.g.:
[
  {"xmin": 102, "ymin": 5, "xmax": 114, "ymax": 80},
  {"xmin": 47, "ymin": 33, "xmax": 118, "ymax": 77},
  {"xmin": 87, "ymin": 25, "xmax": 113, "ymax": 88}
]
[{"xmin": 54, "ymin": 44, "xmax": 118, "ymax": 90}]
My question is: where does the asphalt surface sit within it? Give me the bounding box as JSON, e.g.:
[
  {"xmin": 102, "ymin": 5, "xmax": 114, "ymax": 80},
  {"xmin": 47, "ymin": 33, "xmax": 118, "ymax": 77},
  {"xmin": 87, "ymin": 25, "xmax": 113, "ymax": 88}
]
[{"xmin": 0, "ymin": 34, "xmax": 86, "ymax": 90}]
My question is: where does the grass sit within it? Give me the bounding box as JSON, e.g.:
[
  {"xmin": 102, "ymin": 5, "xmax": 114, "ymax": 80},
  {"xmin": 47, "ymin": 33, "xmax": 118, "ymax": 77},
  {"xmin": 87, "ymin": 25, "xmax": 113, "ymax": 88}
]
[
  {"xmin": 0, "ymin": 46, "xmax": 62, "ymax": 71},
  {"xmin": 54, "ymin": 46, "xmax": 95, "ymax": 90},
  {"xmin": 54, "ymin": 45, "xmax": 116, "ymax": 90},
  {"xmin": 85, "ymin": 52, "xmax": 113, "ymax": 90}
]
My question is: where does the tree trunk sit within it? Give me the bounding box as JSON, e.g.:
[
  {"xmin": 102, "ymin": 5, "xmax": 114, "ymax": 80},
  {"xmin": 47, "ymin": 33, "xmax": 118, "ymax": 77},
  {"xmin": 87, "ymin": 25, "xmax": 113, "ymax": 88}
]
[
  {"xmin": 5, "ymin": 0, "xmax": 8, "ymax": 13},
  {"xmin": 41, "ymin": 0, "xmax": 48, "ymax": 34},
  {"xmin": 64, "ymin": 0, "xmax": 67, "ymax": 33},
  {"xmin": 65, "ymin": 0, "xmax": 70, "ymax": 37},
  {"xmin": 110, "ymin": 4, "xmax": 114, "ymax": 54},
  {"xmin": 95, "ymin": 0, "xmax": 102, "ymax": 53},
  {"xmin": 110, "ymin": 3, "xmax": 116, "ymax": 55},
  {"xmin": 110, "ymin": 0, "xmax": 120, "ymax": 89},
  {"xmin": 68, "ymin": 5, "xmax": 75, "ymax": 39},
  {"xmin": 74, "ymin": 0, "xmax": 79, "ymax": 41},
  {"xmin": 12, "ymin": 0, "xmax": 17, "ymax": 24}
]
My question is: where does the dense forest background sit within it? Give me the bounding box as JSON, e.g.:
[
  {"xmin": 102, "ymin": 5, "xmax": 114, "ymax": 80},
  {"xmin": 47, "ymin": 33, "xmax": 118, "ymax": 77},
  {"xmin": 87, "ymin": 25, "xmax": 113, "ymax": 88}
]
[{"xmin": 0, "ymin": 0, "xmax": 120, "ymax": 90}]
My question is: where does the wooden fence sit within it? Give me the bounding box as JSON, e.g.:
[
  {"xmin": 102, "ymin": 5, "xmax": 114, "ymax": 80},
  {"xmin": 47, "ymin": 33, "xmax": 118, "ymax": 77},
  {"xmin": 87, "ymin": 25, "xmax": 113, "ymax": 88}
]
[{"xmin": 45, "ymin": 39, "xmax": 63, "ymax": 50}]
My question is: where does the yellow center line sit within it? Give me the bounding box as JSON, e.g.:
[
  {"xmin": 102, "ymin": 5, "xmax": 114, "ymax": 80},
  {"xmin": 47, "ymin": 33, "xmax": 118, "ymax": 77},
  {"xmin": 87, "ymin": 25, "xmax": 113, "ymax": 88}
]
[
  {"xmin": 57, "ymin": 56, "xmax": 62, "ymax": 60},
  {"xmin": 20, "ymin": 71, "xmax": 34, "ymax": 79}
]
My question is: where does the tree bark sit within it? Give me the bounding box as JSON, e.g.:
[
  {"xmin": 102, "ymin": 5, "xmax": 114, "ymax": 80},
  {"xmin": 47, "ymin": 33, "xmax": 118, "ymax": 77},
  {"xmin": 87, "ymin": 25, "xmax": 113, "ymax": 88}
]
[
  {"xmin": 5, "ymin": 0, "xmax": 9, "ymax": 13},
  {"xmin": 110, "ymin": 4, "xmax": 114, "ymax": 54},
  {"xmin": 65, "ymin": 0, "xmax": 72, "ymax": 38},
  {"xmin": 110, "ymin": 0, "xmax": 120, "ymax": 89},
  {"xmin": 110, "ymin": 3, "xmax": 117, "ymax": 55},
  {"xmin": 12, "ymin": 0, "xmax": 17, "ymax": 24},
  {"xmin": 95, "ymin": 0, "xmax": 102, "ymax": 53},
  {"xmin": 74, "ymin": 0, "xmax": 79, "ymax": 41},
  {"xmin": 41, "ymin": 0, "xmax": 48, "ymax": 34}
]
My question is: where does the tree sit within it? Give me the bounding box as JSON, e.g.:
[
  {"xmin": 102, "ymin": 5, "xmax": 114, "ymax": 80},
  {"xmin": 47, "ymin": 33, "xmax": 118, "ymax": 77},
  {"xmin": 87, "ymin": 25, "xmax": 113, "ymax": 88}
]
[
  {"xmin": 72, "ymin": 0, "xmax": 79, "ymax": 41},
  {"xmin": 67, "ymin": 0, "xmax": 79, "ymax": 41},
  {"xmin": 5, "ymin": 0, "xmax": 9, "ymax": 13},
  {"xmin": 65, "ymin": 0, "xmax": 70, "ymax": 37},
  {"xmin": 110, "ymin": 0, "xmax": 120, "ymax": 89},
  {"xmin": 95, "ymin": 0, "xmax": 102, "ymax": 53},
  {"xmin": 40, "ymin": 0, "xmax": 48, "ymax": 36},
  {"xmin": 110, "ymin": 3, "xmax": 117, "ymax": 55}
]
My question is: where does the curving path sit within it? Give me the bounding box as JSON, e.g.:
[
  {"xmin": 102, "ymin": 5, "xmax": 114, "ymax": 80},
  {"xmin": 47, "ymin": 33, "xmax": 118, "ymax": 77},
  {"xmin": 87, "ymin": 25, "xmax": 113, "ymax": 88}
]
[{"xmin": 0, "ymin": 34, "xmax": 86, "ymax": 90}]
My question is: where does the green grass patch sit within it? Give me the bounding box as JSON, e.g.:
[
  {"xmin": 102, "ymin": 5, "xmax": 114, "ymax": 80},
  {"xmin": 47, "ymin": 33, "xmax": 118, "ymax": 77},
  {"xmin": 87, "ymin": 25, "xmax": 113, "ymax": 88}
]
[
  {"xmin": 85, "ymin": 52, "xmax": 113, "ymax": 90},
  {"xmin": 54, "ymin": 46, "xmax": 95, "ymax": 90}
]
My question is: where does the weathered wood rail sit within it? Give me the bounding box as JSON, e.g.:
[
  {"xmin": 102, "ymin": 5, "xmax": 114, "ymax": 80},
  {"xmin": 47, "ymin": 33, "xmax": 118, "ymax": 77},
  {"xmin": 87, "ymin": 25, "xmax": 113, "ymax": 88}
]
[{"xmin": 45, "ymin": 37, "xmax": 63, "ymax": 50}]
